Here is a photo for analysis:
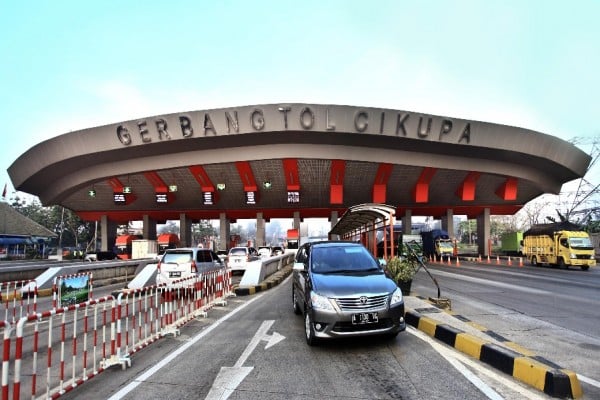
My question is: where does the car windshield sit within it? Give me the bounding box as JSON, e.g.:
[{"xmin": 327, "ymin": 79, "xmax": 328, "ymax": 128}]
[
  {"xmin": 569, "ymin": 237, "xmax": 593, "ymax": 249},
  {"xmin": 311, "ymin": 246, "xmax": 380, "ymax": 274},
  {"xmin": 229, "ymin": 248, "xmax": 247, "ymax": 255},
  {"xmin": 162, "ymin": 251, "xmax": 192, "ymax": 263}
]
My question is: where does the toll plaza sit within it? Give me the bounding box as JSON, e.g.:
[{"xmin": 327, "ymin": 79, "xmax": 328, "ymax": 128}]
[{"xmin": 8, "ymin": 103, "xmax": 592, "ymax": 255}]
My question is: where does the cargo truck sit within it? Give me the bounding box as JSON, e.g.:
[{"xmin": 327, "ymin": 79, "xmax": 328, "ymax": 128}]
[
  {"xmin": 286, "ymin": 229, "xmax": 300, "ymax": 250},
  {"xmin": 421, "ymin": 229, "xmax": 454, "ymax": 259},
  {"xmin": 500, "ymin": 231, "xmax": 523, "ymax": 256},
  {"xmin": 115, "ymin": 234, "xmax": 142, "ymax": 260},
  {"xmin": 157, "ymin": 233, "xmax": 180, "ymax": 254},
  {"xmin": 522, "ymin": 223, "xmax": 596, "ymax": 270}
]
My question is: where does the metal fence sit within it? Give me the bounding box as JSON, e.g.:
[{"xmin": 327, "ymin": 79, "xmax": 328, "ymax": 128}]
[{"xmin": 0, "ymin": 268, "xmax": 233, "ymax": 400}]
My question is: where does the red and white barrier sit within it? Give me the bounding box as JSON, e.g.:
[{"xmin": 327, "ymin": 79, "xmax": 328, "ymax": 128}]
[
  {"xmin": 0, "ymin": 280, "xmax": 37, "ymax": 324},
  {"xmin": 0, "ymin": 267, "xmax": 238, "ymax": 400}
]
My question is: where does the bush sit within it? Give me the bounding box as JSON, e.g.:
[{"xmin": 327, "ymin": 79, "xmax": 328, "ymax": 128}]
[{"xmin": 385, "ymin": 256, "xmax": 418, "ymax": 282}]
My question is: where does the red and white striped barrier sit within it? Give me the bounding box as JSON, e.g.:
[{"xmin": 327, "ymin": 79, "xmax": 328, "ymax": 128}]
[
  {"xmin": 0, "ymin": 280, "xmax": 37, "ymax": 324},
  {"xmin": 0, "ymin": 267, "xmax": 235, "ymax": 400}
]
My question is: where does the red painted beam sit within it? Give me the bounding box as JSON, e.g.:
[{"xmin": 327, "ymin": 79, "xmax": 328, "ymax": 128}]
[
  {"xmin": 372, "ymin": 163, "xmax": 393, "ymax": 203},
  {"xmin": 235, "ymin": 161, "xmax": 258, "ymax": 192},
  {"xmin": 143, "ymin": 171, "xmax": 168, "ymax": 192},
  {"xmin": 396, "ymin": 204, "xmax": 523, "ymax": 218},
  {"xmin": 189, "ymin": 165, "xmax": 215, "ymax": 192},
  {"xmin": 413, "ymin": 167, "xmax": 437, "ymax": 203},
  {"xmin": 496, "ymin": 177, "xmax": 518, "ymax": 200},
  {"xmin": 107, "ymin": 177, "xmax": 124, "ymax": 191},
  {"xmin": 330, "ymin": 160, "xmax": 345, "ymax": 204},
  {"xmin": 456, "ymin": 172, "xmax": 481, "ymax": 201},
  {"xmin": 282, "ymin": 158, "xmax": 300, "ymax": 191}
]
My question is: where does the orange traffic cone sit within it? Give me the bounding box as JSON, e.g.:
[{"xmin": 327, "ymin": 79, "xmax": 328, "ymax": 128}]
[
  {"xmin": 496, "ymin": 255, "xmax": 500, "ymax": 265},
  {"xmin": 486, "ymin": 254, "xmax": 491, "ymax": 264},
  {"xmin": 508, "ymin": 256, "xmax": 512, "ymax": 266},
  {"xmin": 478, "ymin": 254, "xmax": 482, "ymax": 262},
  {"xmin": 456, "ymin": 256, "xmax": 461, "ymax": 267},
  {"xmin": 519, "ymin": 257, "xmax": 523, "ymax": 267}
]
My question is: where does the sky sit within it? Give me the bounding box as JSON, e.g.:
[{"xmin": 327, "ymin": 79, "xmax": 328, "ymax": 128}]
[{"xmin": 1, "ymin": 0, "xmax": 598, "ymax": 211}]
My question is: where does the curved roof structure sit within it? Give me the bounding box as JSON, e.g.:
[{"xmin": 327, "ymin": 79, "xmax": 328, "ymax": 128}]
[{"xmin": 8, "ymin": 103, "xmax": 591, "ymax": 222}]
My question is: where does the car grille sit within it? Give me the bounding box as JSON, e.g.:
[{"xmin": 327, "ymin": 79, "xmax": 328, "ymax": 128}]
[{"xmin": 335, "ymin": 294, "xmax": 388, "ymax": 311}]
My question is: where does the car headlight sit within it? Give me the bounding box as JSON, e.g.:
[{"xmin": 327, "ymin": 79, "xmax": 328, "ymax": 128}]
[
  {"xmin": 390, "ymin": 287, "xmax": 403, "ymax": 306},
  {"xmin": 310, "ymin": 291, "xmax": 335, "ymax": 311},
  {"xmin": 570, "ymin": 253, "xmax": 577, "ymax": 259}
]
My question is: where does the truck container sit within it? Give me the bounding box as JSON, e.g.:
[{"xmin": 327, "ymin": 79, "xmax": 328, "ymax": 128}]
[
  {"xmin": 286, "ymin": 229, "xmax": 300, "ymax": 249},
  {"xmin": 500, "ymin": 231, "xmax": 523, "ymax": 255},
  {"xmin": 157, "ymin": 233, "xmax": 180, "ymax": 254},
  {"xmin": 131, "ymin": 239, "xmax": 158, "ymax": 259},
  {"xmin": 115, "ymin": 234, "xmax": 142, "ymax": 260},
  {"xmin": 420, "ymin": 229, "xmax": 453, "ymax": 259},
  {"xmin": 522, "ymin": 222, "xmax": 595, "ymax": 270}
]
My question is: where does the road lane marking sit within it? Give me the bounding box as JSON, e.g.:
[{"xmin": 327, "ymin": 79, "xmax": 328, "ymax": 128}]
[
  {"xmin": 106, "ymin": 291, "xmax": 266, "ymax": 400},
  {"xmin": 207, "ymin": 320, "xmax": 286, "ymax": 400},
  {"xmin": 409, "ymin": 326, "xmax": 548, "ymax": 400}
]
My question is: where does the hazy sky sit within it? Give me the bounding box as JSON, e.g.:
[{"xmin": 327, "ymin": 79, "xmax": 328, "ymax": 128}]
[{"xmin": 1, "ymin": 0, "xmax": 598, "ymax": 205}]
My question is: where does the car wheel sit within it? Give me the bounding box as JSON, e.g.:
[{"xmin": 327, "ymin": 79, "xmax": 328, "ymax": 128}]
[
  {"xmin": 304, "ymin": 311, "xmax": 317, "ymax": 346},
  {"xmin": 581, "ymin": 265, "xmax": 590, "ymax": 271},
  {"xmin": 292, "ymin": 286, "xmax": 301, "ymax": 315}
]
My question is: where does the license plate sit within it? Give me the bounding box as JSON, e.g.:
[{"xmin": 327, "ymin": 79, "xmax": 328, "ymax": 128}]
[
  {"xmin": 351, "ymin": 312, "xmax": 378, "ymax": 325},
  {"xmin": 169, "ymin": 271, "xmax": 181, "ymax": 278}
]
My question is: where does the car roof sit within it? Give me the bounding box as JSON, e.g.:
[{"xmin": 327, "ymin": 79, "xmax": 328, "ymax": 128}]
[
  {"xmin": 308, "ymin": 240, "xmax": 361, "ymax": 247},
  {"xmin": 165, "ymin": 248, "xmax": 211, "ymax": 252}
]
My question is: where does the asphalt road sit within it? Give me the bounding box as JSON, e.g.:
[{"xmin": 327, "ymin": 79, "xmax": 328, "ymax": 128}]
[
  {"xmin": 59, "ymin": 273, "xmax": 566, "ymax": 400},
  {"xmin": 13, "ymin": 259, "xmax": 600, "ymax": 399},
  {"xmin": 410, "ymin": 259, "xmax": 600, "ymax": 397}
]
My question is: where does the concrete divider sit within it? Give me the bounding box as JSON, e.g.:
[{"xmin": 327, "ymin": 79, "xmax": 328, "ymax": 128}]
[
  {"xmin": 238, "ymin": 252, "xmax": 295, "ymax": 287},
  {"xmin": 405, "ymin": 309, "xmax": 582, "ymax": 398}
]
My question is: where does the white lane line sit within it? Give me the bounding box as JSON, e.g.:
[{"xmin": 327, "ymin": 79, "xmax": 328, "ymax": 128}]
[
  {"xmin": 409, "ymin": 327, "xmax": 548, "ymax": 400},
  {"xmin": 578, "ymin": 374, "xmax": 600, "ymax": 389},
  {"xmin": 107, "ymin": 291, "xmax": 266, "ymax": 400}
]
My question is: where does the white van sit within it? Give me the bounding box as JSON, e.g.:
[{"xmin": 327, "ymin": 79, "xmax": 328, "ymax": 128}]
[{"xmin": 156, "ymin": 248, "xmax": 225, "ymax": 286}]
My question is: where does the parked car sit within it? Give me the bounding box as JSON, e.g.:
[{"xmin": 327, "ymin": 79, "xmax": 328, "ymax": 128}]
[
  {"xmin": 156, "ymin": 248, "xmax": 225, "ymax": 286},
  {"xmin": 292, "ymin": 241, "xmax": 406, "ymax": 345},
  {"xmin": 258, "ymin": 246, "xmax": 273, "ymax": 258},
  {"xmin": 227, "ymin": 246, "xmax": 260, "ymax": 273}
]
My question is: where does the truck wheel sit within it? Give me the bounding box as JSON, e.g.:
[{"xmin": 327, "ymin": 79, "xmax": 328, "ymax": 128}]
[
  {"xmin": 531, "ymin": 256, "xmax": 538, "ymax": 266},
  {"xmin": 557, "ymin": 258, "xmax": 567, "ymax": 269},
  {"xmin": 581, "ymin": 265, "xmax": 590, "ymax": 271}
]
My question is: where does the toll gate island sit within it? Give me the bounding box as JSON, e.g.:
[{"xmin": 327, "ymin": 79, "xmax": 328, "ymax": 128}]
[{"xmin": 7, "ymin": 103, "xmax": 592, "ymax": 254}]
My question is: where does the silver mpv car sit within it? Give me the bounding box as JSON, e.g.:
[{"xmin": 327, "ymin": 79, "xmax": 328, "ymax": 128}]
[{"xmin": 292, "ymin": 241, "xmax": 406, "ymax": 345}]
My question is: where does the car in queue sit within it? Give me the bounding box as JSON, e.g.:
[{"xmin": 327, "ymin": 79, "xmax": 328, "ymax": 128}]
[
  {"xmin": 258, "ymin": 246, "xmax": 273, "ymax": 258},
  {"xmin": 156, "ymin": 248, "xmax": 225, "ymax": 286},
  {"xmin": 292, "ymin": 241, "xmax": 406, "ymax": 345},
  {"xmin": 227, "ymin": 246, "xmax": 260, "ymax": 273},
  {"xmin": 271, "ymin": 245, "xmax": 284, "ymax": 255}
]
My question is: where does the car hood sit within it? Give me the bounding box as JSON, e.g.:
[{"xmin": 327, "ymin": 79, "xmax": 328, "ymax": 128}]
[{"xmin": 311, "ymin": 271, "xmax": 397, "ymax": 297}]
